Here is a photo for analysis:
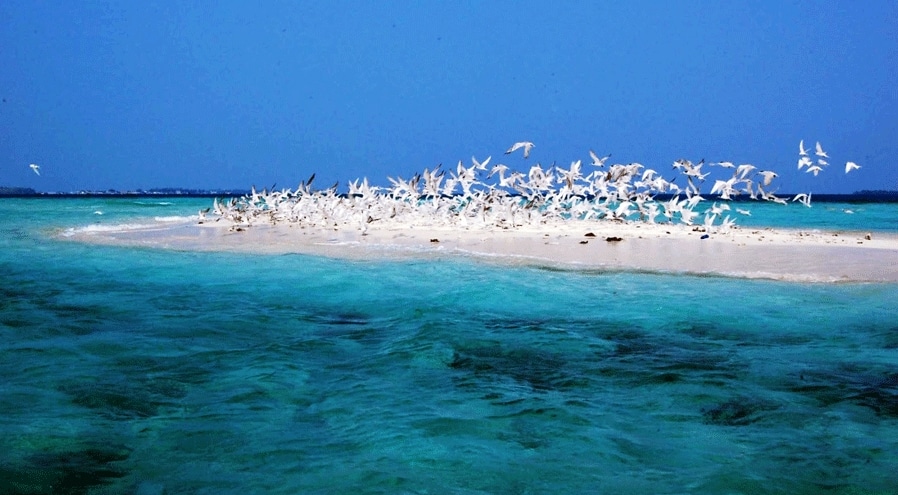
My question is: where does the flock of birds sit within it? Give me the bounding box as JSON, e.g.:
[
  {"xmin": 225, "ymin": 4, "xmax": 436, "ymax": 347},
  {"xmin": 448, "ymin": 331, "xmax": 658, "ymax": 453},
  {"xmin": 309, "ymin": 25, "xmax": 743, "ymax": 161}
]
[
  {"xmin": 798, "ymin": 139, "xmax": 860, "ymax": 176},
  {"xmin": 204, "ymin": 140, "xmax": 862, "ymax": 234}
]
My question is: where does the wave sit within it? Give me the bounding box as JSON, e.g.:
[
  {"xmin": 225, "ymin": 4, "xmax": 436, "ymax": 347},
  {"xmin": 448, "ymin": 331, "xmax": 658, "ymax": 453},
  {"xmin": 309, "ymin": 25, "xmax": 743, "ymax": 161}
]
[
  {"xmin": 59, "ymin": 216, "xmax": 196, "ymax": 237},
  {"xmin": 153, "ymin": 215, "xmax": 195, "ymax": 222}
]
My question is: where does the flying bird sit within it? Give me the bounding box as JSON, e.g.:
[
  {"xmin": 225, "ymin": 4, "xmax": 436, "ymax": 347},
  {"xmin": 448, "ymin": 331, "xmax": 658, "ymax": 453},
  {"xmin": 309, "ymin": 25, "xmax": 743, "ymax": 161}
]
[
  {"xmin": 792, "ymin": 192, "xmax": 812, "ymax": 208},
  {"xmin": 505, "ymin": 141, "xmax": 534, "ymax": 159},
  {"xmin": 799, "ymin": 140, "xmax": 810, "ymax": 156},
  {"xmin": 29, "ymin": 163, "xmax": 40, "ymax": 176},
  {"xmin": 805, "ymin": 165, "xmax": 823, "ymax": 176},
  {"xmin": 589, "ymin": 150, "xmax": 611, "ymax": 167},
  {"xmin": 757, "ymin": 170, "xmax": 778, "ymax": 186},
  {"xmin": 845, "ymin": 161, "xmax": 861, "ymax": 173},
  {"xmin": 815, "ymin": 141, "xmax": 828, "ymax": 158}
]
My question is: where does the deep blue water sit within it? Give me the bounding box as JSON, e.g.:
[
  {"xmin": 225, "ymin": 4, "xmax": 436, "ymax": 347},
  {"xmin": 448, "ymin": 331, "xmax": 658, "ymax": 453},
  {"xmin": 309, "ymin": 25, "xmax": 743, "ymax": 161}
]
[{"xmin": 1, "ymin": 197, "xmax": 897, "ymax": 494}]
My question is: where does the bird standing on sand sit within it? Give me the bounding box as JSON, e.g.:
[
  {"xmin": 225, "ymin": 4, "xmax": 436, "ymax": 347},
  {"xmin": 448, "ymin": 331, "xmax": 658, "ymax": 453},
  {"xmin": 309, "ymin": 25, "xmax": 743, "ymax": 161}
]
[
  {"xmin": 505, "ymin": 141, "xmax": 535, "ymax": 159},
  {"xmin": 29, "ymin": 163, "xmax": 40, "ymax": 175}
]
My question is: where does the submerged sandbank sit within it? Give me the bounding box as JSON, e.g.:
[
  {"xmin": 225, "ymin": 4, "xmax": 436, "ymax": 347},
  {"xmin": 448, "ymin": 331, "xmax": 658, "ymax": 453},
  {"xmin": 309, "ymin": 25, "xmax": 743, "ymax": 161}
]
[{"xmin": 59, "ymin": 218, "xmax": 898, "ymax": 283}]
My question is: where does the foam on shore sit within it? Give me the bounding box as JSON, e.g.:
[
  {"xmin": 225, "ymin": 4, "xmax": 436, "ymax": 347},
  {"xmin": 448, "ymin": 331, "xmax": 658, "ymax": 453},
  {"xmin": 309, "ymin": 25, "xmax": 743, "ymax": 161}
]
[{"xmin": 57, "ymin": 217, "xmax": 898, "ymax": 283}]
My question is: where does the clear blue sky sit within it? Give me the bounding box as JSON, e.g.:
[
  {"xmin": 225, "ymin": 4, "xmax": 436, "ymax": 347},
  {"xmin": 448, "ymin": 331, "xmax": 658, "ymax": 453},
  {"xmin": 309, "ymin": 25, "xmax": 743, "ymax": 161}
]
[{"xmin": 2, "ymin": 1, "xmax": 896, "ymax": 193}]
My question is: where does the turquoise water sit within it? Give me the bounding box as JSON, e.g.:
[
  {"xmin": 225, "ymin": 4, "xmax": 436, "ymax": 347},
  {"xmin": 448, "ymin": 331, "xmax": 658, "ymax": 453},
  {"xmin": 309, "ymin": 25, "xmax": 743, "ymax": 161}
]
[{"xmin": 2, "ymin": 197, "xmax": 897, "ymax": 494}]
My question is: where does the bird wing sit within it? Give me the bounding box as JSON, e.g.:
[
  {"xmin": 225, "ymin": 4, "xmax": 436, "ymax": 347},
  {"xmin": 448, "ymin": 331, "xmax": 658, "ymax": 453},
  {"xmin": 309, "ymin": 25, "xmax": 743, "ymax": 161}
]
[{"xmin": 505, "ymin": 142, "xmax": 524, "ymax": 154}]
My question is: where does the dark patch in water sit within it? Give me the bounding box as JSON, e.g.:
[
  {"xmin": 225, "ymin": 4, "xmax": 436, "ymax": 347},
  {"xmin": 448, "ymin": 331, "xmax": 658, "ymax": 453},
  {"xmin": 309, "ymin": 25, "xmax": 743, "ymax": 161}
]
[
  {"xmin": 303, "ymin": 311, "xmax": 370, "ymax": 326},
  {"xmin": 482, "ymin": 317, "xmax": 551, "ymax": 332},
  {"xmin": 50, "ymin": 302, "xmax": 109, "ymax": 321},
  {"xmin": 143, "ymin": 377, "xmax": 189, "ymax": 400},
  {"xmin": 842, "ymin": 372, "xmax": 898, "ymax": 417},
  {"xmin": 67, "ymin": 384, "xmax": 158, "ymax": 419},
  {"xmin": 791, "ymin": 367, "xmax": 898, "ymax": 417},
  {"xmin": 649, "ymin": 372, "xmax": 681, "ymax": 384},
  {"xmin": 0, "ymin": 444, "xmax": 130, "ymax": 494},
  {"xmin": 592, "ymin": 328, "xmax": 743, "ymax": 386},
  {"xmin": 301, "ymin": 310, "xmax": 384, "ymax": 344},
  {"xmin": 702, "ymin": 397, "xmax": 777, "ymax": 426},
  {"xmin": 62, "ymin": 376, "xmax": 188, "ymax": 419},
  {"xmin": 115, "ymin": 355, "xmax": 212, "ymax": 386},
  {"xmin": 675, "ymin": 321, "xmax": 727, "ymax": 340},
  {"xmin": 848, "ymin": 381, "xmax": 898, "ymax": 416},
  {"xmin": 1, "ymin": 318, "xmax": 37, "ymax": 328},
  {"xmin": 449, "ymin": 345, "xmax": 577, "ymax": 392},
  {"xmin": 882, "ymin": 326, "xmax": 898, "ymax": 349},
  {"xmin": 481, "ymin": 315, "xmax": 634, "ymax": 337},
  {"xmin": 610, "ymin": 334, "xmax": 657, "ymax": 357}
]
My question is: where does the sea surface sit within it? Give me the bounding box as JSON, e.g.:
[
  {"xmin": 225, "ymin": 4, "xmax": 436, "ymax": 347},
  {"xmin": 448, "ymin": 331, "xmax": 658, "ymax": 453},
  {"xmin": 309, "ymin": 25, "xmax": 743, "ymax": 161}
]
[{"xmin": 1, "ymin": 196, "xmax": 897, "ymax": 494}]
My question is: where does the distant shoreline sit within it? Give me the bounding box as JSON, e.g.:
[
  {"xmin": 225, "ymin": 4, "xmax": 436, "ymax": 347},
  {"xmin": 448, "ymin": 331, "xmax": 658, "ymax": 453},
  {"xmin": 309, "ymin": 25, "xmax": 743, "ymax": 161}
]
[
  {"xmin": 0, "ymin": 188, "xmax": 250, "ymax": 198},
  {"xmin": 3, "ymin": 188, "xmax": 898, "ymax": 202}
]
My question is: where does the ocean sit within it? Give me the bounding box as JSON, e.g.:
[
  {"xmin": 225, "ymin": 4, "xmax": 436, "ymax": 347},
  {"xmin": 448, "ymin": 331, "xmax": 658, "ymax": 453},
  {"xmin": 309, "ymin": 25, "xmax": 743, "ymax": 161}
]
[{"xmin": 1, "ymin": 196, "xmax": 897, "ymax": 494}]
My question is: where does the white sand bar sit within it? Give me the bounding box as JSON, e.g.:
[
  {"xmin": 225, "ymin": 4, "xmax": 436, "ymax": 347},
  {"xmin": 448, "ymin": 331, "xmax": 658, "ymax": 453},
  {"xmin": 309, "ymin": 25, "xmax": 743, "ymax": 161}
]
[{"xmin": 62, "ymin": 219, "xmax": 898, "ymax": 283}]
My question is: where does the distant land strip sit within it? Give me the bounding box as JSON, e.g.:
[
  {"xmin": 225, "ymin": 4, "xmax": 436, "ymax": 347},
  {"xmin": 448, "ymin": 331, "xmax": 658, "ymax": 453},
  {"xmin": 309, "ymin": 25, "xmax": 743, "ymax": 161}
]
[
  {"xmin": 2, "ymin": 186, "xmax": 898, "ymax": 202},
  {"xmin": 0, "ymin": 186, "xmax": 251, "ymax": 197}
]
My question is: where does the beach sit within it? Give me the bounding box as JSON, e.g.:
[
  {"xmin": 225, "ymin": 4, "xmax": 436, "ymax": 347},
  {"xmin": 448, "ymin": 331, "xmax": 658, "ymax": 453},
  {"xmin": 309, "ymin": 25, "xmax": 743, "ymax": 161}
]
[{"xmin": 62, "ymin": 217, "xmax": 898, "ymax": 283}]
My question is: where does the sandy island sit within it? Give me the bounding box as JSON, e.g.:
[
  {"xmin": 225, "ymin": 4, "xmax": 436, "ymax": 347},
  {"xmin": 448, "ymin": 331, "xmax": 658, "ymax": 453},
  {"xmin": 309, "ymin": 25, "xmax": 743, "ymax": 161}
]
[{"xmin": 60, "ymin": 218, "xmax": 898, "ymax": 283}]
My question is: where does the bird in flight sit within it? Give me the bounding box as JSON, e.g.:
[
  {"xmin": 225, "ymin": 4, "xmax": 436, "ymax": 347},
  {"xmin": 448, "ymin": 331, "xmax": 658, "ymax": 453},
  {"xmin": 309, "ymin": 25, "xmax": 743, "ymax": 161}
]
[
  {"xmin": 757, "ymin": 170, "xmax": 778, "ymax": 186},
  {"xmin": 505, "ymin": 141, "xmax": 534, "ymax": 159},
  {"xmin": 815, "ymin": 142, "xmax": 828, "ymax": 158},
  {"xmin": 792, "ymin": 192, "xmax": 812, "ymax": 208},
  {"xmin": 589, "ymin": 150, "xmax": 611, "ymax": 167},
  {"xmin": 799, "ymin": 140, "xmax": 810, "ymax": 156},
  {"xmin": 805, "ymin": 164, "xmax": 823, "ymax": 176},
  {"xmin": 845, "ymin": 161, "xmax": 861, "ymax": 174},
  {"xmin": 29, "ymin": 163, "xmax": 40, "ymax": 176}
]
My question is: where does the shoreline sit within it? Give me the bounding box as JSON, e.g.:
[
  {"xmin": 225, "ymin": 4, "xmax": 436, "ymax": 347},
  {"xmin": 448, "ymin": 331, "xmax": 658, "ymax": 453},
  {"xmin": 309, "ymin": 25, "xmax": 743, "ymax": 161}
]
[{"xmin": 58, "ymin": 218, "xmax": 898, "ymax": 283}]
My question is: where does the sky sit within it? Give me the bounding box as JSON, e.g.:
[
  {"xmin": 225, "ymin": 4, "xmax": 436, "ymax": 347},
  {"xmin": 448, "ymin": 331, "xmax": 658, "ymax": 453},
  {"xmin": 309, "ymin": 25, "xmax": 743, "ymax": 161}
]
[{"xmin": 1, "ymin": 0, "xmax": 897, "ymax": 194}]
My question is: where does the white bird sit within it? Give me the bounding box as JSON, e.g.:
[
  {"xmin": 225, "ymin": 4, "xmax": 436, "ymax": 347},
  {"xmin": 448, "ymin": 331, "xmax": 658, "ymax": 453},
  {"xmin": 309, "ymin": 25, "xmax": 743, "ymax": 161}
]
[
  {"xmin": 792, "ymin": 192, "xmax": 812, "ymax": 208},
  {"xmin": 734, "ymin": 163, "xmax": 755, "ymax": 179},
  {"xmin": 472, "ymin": 155, "xmax": 491, "ymax": 171},
  {"xmin": 815, "ymin": 141, "xmax": 828, "ymax": 158},
  {"xmin": 29, "ymin": 163, "xmax": 40, "ymax": 175},
  {"xmin": 756, "ymin": 170, "xmax": 778, "ymax": 186},
  {"xmin": 589, "ymin": 150, "xmax": 611, "ymax": 167},
  {"xmin": 845, "ymin": 161, "xmax": 861, "ymax": 173},
  {"xmin": 799, "ymin": 140, "xmax": 810, "ymax": 156},
  {"xmin": 805, "ymin": 165, "xmax": 823, "ymax": 176},
  {"xmin": 505, "ymin": 141, "xmax": 535, "ymax": 159}
]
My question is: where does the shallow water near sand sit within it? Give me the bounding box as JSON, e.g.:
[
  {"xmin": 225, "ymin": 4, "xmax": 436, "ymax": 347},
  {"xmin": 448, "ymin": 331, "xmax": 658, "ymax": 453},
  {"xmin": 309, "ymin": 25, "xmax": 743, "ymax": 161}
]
[{"xmin": 2, "ymin": 197, "xmax": 898, "ymax": 494}]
